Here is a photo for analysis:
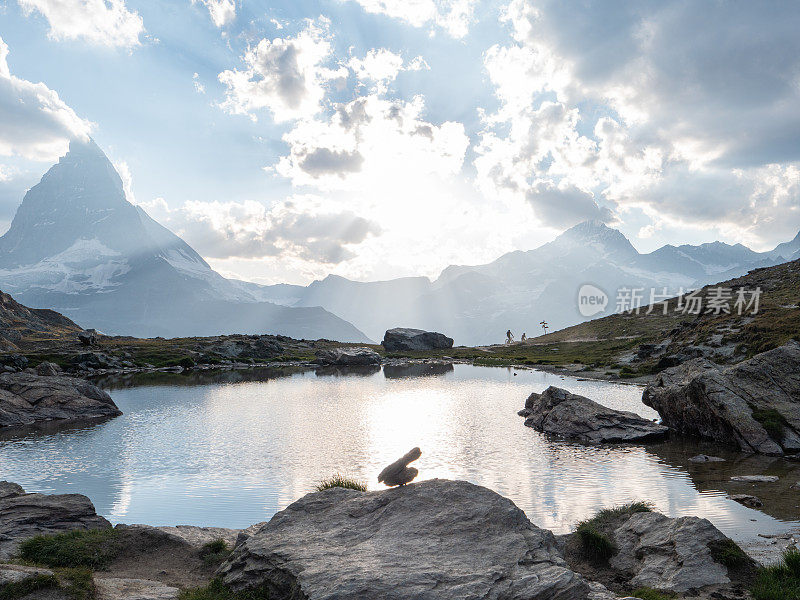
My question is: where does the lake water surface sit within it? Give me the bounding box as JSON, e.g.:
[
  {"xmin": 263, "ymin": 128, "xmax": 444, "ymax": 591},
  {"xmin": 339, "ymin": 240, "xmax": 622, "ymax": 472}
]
[{"xmin": 1, "ymin": 364, "xmax": 798, "ymax": 544}]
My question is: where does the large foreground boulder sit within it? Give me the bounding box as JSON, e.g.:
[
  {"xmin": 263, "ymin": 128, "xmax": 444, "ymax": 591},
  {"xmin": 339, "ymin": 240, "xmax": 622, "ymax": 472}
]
[
  {"xmin": 381, "ymin": 327, "xmax": 454, "ymax": 352},
  {"xmin": 313, "ymin": 347, "xmax": 381, "ymax": 366},
  {"xmin": 643, "ymin": 341, "xmax": 800, "ymax": 455},
  {"xmin": 521, "ymin": 386, "xmax": 668, "ymax": 443},
  {"xmin": 0, "ymin": 371, "xmax": 122, "ymax": 428},
  {"xmin": 0, "ymin": 481, "xmax": 111, "ymax": 560},
  {"xmin": 218, "ymin": 479, "xmax": 609, "ymax": 600}
]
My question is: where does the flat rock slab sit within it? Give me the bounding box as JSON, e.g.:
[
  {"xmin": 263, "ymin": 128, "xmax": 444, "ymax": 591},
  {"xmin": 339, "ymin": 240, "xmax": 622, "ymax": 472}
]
[
  {"xmin": 0, "ymin": 372, "xmax": 121, "ymax": 428},
  {"xmin": 95, "ymin": 578, "xmax": 179, "ymax": 600},
  {"xmin": 689, "ymin": 454, "xmax": 726, "ymax": 463},
  {"xmin": 643, "ymin": 341, "xmax": 800, "ymax": 455},
  {"xmin": 0, "ymin": 482, "xmax": 111, "ymax": 561},
  {"xmin": 219, "ymin": 479, "xmax": 606, "ymax": 600},
  {"xmin": 522, "ymin": 386, "xmax": 668, "ymax": 443},
  {"xmin": 731, "ymin": 475, "xmax": 779, "ymax": 483},
  {"xmin": 0, "ymin": 563, "xmax": 55, "ymax": 584},
  {"xmin": 121, "ymin": 523, "xmax": 266, "ymax": 549}
]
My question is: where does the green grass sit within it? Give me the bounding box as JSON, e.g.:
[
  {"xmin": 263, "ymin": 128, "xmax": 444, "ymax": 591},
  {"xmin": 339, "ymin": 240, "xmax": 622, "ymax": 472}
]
[
  {"xmin": 631, "ymin": 587, "xmax": 677, "ymax": 600},
  {"xmin": 574, "ymin": 501, "xmax": 653, "ymax": 562},
  {"xmin": 709, "ymin": 538, "xmax": 750, "ymax": 570},
  {"xmin": 751, "ymin": 407, "xmax": 788, "ymax": 442},
  {"xmin": 0, "ymin": 573, "xmax": 60, "ymax": 600},
  {"xmin": 576, "ymin": 523, "xmax": 615, "ymax": 561},
  {"xmin": 60, "ymin": 567, "xmax": 96, "ymax": 600},
  {"xmin": 178, "ymin": 579, "xmax": 273, "ymax": 600},
  {"xmin": 752, "ymin": 548, "xmax": 800, "ymax": 600},
  {"xmin": 200, "ymin": 539, "xmax": 232, "ymax": 566},
  {"xmin": 315, "ymin": 474, "xmax": 367, "ymax": 492},
  {"xmin": 18, "ymin": 528, "xmax": 121, "ymax": 570}
]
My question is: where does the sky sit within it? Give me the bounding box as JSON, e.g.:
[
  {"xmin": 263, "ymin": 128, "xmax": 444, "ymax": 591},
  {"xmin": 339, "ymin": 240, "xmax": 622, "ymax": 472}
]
[{"xmin": 0, "ymin": 0, "xmax": 799, "ymax": 285}]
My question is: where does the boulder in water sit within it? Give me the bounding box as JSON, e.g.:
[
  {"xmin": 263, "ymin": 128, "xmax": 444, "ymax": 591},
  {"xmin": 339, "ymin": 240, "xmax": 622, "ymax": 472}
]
[
  {"xmin": 381, "ymin": 328, "xmax": 453, "ymax": 352},
  {"xmin": 522, "ymin": 386, "xmax": 668, "ymax": 443}
]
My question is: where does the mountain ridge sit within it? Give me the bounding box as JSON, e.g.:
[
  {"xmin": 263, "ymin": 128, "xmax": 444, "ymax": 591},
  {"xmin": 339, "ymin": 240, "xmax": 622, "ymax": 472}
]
[{"xmin": 0, "ymin": 140, "xmax": 371, "ymax": 342}]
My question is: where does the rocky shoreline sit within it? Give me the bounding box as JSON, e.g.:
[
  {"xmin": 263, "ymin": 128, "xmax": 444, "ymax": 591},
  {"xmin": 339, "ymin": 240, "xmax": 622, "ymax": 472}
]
[{"xmin": 1, "ymin": 479, "xmax": 789, "ymax": 600}]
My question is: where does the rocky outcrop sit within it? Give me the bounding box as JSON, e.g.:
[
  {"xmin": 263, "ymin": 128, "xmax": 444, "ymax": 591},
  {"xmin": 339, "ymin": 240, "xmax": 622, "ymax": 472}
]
[
  {"xmin": 381, "ymin": 327, "xmax": 454, "ymax": 352},
  {"xmin": 94, "ymin": 577, "xmax": 179, "ymax": 600},
  {"xmin": 314, "ymin": 347, "xmax": 381, "ymax": 366},
  {"xmin": 0, "ymin": 371, "xmax": 122, "ymax": 428},
  {"xmin": 520, "ymin": 386, "xmax": 668, "ymax": 443},
  {"xmin": 0, "ymin": 481, "xmax": 111, "ymax": 560},
  {"xmin": 562, "ymin": 509, "xmax": 756, "ymax": 597},
  {"xmin": 218, "ymin": 479, "xmax": 610, "ymax": 600},
  {"xmin": 643, "ymin": 341, "xmax": 800, "ymax": 455},
  {"xmin": 609, "ymin": 512, "xmax": 747, "ymax": 593}
]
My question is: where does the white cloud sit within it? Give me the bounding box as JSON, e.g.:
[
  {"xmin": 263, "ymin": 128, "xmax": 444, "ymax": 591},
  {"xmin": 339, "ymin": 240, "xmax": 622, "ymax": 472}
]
[
  {"xmin": 344, "ymin": 0, "xmax": 477, "ymax": 38},
  {"xmin": 0, "ymin": 37, "xmax": 92, "ymax": 161},
  {"xmin": 142, "ymin": 195, "xmax": 381, "ymax": 264},
  {"xmin": 473, "ymin": 0, "xmax": 800, "ymax": 242},
  {"xmin": 192, "ymin": 0, "xmax": 235, "ymax": 28},
  {"xmin": 218, "ymin": 18, "xmax": 346, "ymax": 122},
  {"xmin": 18, "ymin": 0, "xmax": 144, "ymax": 47},
  {"xmin": 192, "ymin": 72, "xmax": 206, "ymax": 94}
]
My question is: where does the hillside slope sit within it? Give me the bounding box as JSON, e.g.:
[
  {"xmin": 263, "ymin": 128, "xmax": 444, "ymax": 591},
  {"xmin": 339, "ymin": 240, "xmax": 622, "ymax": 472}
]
[{"xmin": 0, "ymin": 290, "xmax": 81, "ymax": 350}]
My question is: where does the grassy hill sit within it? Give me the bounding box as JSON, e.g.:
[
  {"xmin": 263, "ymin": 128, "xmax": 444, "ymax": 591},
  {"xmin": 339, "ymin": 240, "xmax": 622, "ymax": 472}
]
[
  {"xmin": 0, "ymin": 290, "xmax": 82, "ymax": 350},
  {"xmin": 389, "ymin": 258, "xmax": 800, "ymax": 377}
]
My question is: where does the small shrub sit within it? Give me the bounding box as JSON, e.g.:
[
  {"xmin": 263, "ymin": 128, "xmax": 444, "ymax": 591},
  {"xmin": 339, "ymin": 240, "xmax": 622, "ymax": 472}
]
[
  {"xmin": 179, "ymin": 578, "xmax": 272, "ymax": 600},
  {"xmin": 576, "ymin": 523, "xmax": 615, "ymax": 561},
  {"xmin": 18, "ymin": 528, "xmax": 121, "ymax": 569},
  {"xmin": 200, "ymin": 539, "xmax": 231, "ymax": 566},
  {"xmin": 709, "ymin": 538, "xmax": 749, "ymax": 570},
  {"xmin": 0, "ymin": 574, "xmax": 59, "ymax": 600},
  {"xmin": 631, "ymin": 587, "xmax": 677, "ymax": 600},
  {"xmin": 586, "ymin": 501, "xmax": 653, "ymax": 529},
  {"xmin": 751, "ymin": 407, "xmax": 787, "ymax": 442},
  {"xmin": 785, "ymin": 548, "xmax": 800, "ymax": 577},
  {"xmin": 315, "ymin": 474, "xmax": 367, "ymax": 492}
]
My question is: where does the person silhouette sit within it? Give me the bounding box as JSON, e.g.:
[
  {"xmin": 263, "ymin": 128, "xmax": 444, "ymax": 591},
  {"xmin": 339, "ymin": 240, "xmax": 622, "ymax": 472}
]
[
  {"xmin": 521, "ymin": 332, "xmax": 527, "ymax": 342},
  {"xmin": 506, "ymin": 330, "xmax": 514, "ymax": 344}
]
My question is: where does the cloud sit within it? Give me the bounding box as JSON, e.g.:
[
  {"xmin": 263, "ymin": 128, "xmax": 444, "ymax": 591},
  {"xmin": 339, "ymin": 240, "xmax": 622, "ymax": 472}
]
[
  {"xmin": 142, "ymin": 196, "xmax": 381, "ymax": 264},
  {"xmin": 0, "ymin": 37, "xmax": 92, "ymax": 161},
  {"xmin": 192, "ymin": 72, "xmax": 205, "ymax": 94},
  {"xmin": 18, "ymin": 0, "xmax": 144, "ymax": 47},
  {"xmin": 344, "ymin": 0, "xmax": 477, "ymax": 38},
  {"xmin": 218, "ymin": 18, "xmax": 346, "ymax": 122},
  {"xmin": 192, "ymin": 0, "xmax": 235, "ymax": 28},
  {"xmin": 474, "ymin": 0, "xmax": 800, "ymax": 241}
]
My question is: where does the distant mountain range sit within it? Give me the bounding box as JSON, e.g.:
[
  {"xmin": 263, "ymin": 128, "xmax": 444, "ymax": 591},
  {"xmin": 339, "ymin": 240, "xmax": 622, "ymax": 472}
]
[
  {"xmin": 250, "ymin": 221, "xmax": 800, "ymax": 345},
  {"xmin": 0, "ymin": 140, "xmax": 370, "ymax": 342},
  {"xmin": 1, "ymin": 140, "xmax": 797, "ymax": 345}
]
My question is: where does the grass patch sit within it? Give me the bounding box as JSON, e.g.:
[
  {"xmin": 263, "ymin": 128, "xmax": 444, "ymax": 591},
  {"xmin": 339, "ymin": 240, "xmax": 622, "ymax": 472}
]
[
  {"xmin": 582, "ymin": 501, "xmax": 653, "ymax": 529},
  {"xmin": 179, "ymin": 578, "xmax": 272, "ymax": 600},
  {"xmin": 631, "ymin": 587, "xmax": 677, "ymax": 600},
  {"xmin": 752, "ymin": 548, "xmax": 800, "ymax": 600},
  {"xmin": 315, "ymin": 474, "xmax": 367, "ymax": 492},
  {"xmin": 59, "ymin": 567, "xmax": 96, "ymax": 600},
  {"xmin": 576, "ymin": 523, "xmax": 615, "ymax": 561},
  {"xmin": 709, "ymin": 538, "xmax": 749, "ymax": 570},
  {"xmin": 18, "ymin": 528, "xmax": 121, "ymax": 570},
  {"xmin": 200, "ymin": 539, "xmax": 232, "ymax": 566},
  {"xmin": 0, "ymin": 573, "xmax": 60, "ymax": 600},
  {"xmin": 751, "ymin": 407, "xmax": 787, "ymax": 442}
]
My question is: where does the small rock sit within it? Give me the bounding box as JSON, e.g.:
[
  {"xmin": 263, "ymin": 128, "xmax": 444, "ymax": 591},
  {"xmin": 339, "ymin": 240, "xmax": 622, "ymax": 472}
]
[
  {"xmin": 381, "ymin": 327, "xmax": 454, "ymax": 352},
  {"xmin": 731, "ymin": 475, "xmax": 779, "ymax": 483},
  {"xmin": 78, "ymin": 329, "xmax": 98, "ymax": 347},
  {"xmin": 689, "ymin": 454, "xmax": 726, "ymax": 463},
  {"xmin": 378, "ymin": 447, "xmax": 421, "ymax": 487},
  {"xmin": 35, "ymin": 361, "xmax": 62, "ymax": 376},
  {"xmin": 730, "ymin": 494, "xmax": 763, "ymax": 508},
  {"xmin": 791, "ymin": 482, "xmax": 800, "ymax": 490}
]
